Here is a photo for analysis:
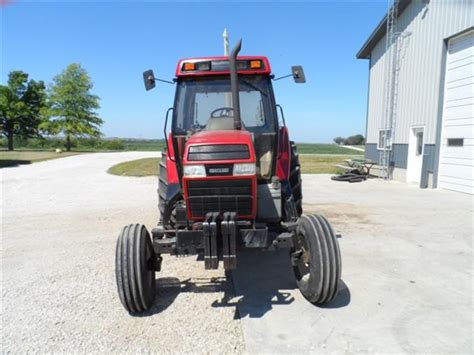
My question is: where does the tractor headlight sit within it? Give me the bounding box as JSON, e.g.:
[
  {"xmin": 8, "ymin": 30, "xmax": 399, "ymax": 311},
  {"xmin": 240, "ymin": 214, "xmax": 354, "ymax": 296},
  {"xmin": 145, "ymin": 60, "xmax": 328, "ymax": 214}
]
[
  {"xmin": 233, "ymin": 163, "xmax": 256, "ymax": 176},
  {"xmin": 184, "ymin": 164, "xmax": 206, "ymax": 177}
]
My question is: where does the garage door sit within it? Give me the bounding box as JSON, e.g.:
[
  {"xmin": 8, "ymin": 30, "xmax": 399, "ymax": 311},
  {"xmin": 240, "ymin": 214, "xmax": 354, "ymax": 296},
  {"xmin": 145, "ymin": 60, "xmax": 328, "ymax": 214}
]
[{"xmin": 438, "ymin": 30, "xmax": 474, "ymax": 194}]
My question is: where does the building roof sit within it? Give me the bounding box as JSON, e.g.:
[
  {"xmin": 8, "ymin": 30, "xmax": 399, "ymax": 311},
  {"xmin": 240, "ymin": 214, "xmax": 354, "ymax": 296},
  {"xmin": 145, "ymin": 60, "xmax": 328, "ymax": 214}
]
[{"xmin": 356, "ymin": 0, "xmax": 412, "ymax": 59}]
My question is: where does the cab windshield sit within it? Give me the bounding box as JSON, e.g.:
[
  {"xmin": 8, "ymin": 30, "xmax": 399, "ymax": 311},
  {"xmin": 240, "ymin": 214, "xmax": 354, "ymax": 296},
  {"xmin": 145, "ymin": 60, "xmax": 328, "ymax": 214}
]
[{"xmin": 173, "ymin": 75, "xmax": 275, "ymax": 134}]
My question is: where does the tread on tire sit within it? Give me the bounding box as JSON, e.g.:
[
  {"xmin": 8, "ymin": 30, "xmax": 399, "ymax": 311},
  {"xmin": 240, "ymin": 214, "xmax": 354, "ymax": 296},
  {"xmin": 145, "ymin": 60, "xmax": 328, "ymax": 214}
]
[
  {"xmin": 116, "ymin": 224, "xmax": 156, "ymax": 313},
  {"xmin": 293, "ymin": 214, "xmax": 341, "ymax": 304}
]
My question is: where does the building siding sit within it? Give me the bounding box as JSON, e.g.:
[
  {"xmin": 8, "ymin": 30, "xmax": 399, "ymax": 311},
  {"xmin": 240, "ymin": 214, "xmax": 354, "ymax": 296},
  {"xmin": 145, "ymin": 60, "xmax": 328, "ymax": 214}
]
[
  {"xmin": 421, "ymin": 144, "xmax": 437, "ymax": 188},
  {"xmin": 367, "ymin": 142, "xmax": 437, "ymax": 188},
  {"xmin": 365, "ymin": 143, "xmax": 379, "ymax": 163},
  {"xmin": 366, "ymin": 0, "xmax": 474, "ymax": 147},
  {"xmin": 365, "ymin": 143, "xmax": 409, "ymax": 169}
]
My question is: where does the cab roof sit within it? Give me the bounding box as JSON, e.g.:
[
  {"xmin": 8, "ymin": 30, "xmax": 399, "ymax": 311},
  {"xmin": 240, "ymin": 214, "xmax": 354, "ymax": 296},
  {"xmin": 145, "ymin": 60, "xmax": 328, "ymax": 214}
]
[{"xmin": 175, "ymin": 56, "xmax": 272, "ymax": 78}]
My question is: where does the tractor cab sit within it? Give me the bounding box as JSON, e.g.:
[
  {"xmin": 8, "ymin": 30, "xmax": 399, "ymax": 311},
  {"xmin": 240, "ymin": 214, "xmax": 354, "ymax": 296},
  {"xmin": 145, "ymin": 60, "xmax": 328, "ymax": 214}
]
[
  {"xmin": 167, "ymin": 56, "xmax": 284, "ymax": 223},
  {"xmin": 172, "ymin": 56, "xmax": 278, "ymax": 181}
]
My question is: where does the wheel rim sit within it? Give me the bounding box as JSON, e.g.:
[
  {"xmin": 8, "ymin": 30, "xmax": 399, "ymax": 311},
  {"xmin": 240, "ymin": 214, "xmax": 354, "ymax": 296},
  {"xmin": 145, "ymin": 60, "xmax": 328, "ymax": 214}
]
[
  {"xmin": 294, "ymin": 228, "xmax": 310, "ymax": 281},
  {"xmin": 144, "ymin": 242, "xmax": 154, "ymax": 291}
]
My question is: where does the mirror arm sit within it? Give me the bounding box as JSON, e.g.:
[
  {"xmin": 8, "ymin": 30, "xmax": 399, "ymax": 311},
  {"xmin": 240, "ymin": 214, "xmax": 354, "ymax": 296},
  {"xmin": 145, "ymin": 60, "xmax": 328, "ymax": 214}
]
[
  {"xmin": 272, "ymin": 73, "xmax": 294, "ymax": 81},
  {"xmin": 155, "ymin": 78, "xmax": 176, "ymax": 85}
]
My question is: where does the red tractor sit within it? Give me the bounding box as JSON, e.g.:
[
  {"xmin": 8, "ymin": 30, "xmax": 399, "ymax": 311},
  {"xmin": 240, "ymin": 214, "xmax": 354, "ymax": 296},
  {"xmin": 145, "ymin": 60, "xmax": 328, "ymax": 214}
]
[{"xmin": 115, "ymin": 40, "xmax": 341, "ymax": 314}]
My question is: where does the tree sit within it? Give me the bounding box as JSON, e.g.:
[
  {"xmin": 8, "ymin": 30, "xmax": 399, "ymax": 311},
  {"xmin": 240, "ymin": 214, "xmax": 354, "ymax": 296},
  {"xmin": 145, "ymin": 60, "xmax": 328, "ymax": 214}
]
[
  {"xmin": 345, "ymin": 134, "xmax": 365, "ymax": 145},
  {"xmin": 333, "ymin": 134, "xmax": 365, "ymax": 145},
  {"xmin": 0, "ymin": 71, "xmax": 48, "ymax": 151},
  {"xmin": 46, "ymin": 63, "xmax": 102, "ymax": 151}
]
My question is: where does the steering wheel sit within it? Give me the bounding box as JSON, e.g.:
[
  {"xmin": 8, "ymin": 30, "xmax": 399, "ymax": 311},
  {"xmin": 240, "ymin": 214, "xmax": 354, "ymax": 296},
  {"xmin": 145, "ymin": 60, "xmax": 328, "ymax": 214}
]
[{"xmin": 210, "ymin": 107, "xmax": 234, "ymax": 118}]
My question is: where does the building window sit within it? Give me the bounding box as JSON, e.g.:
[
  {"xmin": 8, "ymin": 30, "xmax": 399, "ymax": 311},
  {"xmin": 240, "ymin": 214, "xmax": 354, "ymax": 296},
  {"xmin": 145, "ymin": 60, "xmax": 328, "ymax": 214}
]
[
  {"xmin": 447, "ymin": 138, "xmax": 464, "ymax": 147},
  {"xmin": 416, "ymin": 131, "xmax": 424, "ymax": 156},
  {"xmin": 378, "ymin": 129, "xmax": 391, "ymax": 150}
]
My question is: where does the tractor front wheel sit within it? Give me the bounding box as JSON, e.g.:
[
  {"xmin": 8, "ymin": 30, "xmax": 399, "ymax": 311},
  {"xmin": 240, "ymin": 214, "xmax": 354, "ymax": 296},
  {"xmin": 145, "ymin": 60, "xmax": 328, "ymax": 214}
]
[
  {"xmin": 115, "ymin": 224, "xmax": 156, "ymax": 313},
  {"xmin": 292, "ymin": 214, "xmax": 341, "ymax": 304}
]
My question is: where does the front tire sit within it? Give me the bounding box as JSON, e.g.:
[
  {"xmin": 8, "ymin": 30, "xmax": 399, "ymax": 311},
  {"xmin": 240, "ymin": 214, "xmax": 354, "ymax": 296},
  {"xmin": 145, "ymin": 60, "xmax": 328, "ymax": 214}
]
[
  {"xmin": 292, "ymin": 214, "xmax": 341, "ymax": 304},
  {"xmin": 116, "ymin": 224, "xmax": 156, "ymax": 313}
]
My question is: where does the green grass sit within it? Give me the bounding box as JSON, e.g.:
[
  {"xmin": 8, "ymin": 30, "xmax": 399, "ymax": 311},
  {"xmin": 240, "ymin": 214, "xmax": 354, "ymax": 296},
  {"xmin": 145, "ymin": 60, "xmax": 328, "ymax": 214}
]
[
  {"xmin": 107, "ymin": 157, "xmax": 160, "ymax": 176},
  {"xmin": 299, "ymin": 154, "xmax": 363, "ymax": 174},
  {"xmin": 0, "ymin": 150, "xmax": 81, "ymax": 168},
  {"xmin": 108, "ymin": 154, "xmax": 363, "ymax": 177}
]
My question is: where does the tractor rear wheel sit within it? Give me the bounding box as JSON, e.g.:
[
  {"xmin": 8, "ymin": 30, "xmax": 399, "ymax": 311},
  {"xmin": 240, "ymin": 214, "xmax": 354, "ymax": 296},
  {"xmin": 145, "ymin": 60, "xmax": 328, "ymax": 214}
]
[
  {"xmin": 115, "ymin": 224, "xmax": 156, "ymax": 313},
  {"xmin": 159, "ymin": 152, "xmax": 179, "ymax": 230},
  {"xmin": 292, "ymin": 214, "xmax": 341, "ymax": 304},
  {"xmin": 290, "ymin": 141, "xmax": 303, "ymax": 216}
]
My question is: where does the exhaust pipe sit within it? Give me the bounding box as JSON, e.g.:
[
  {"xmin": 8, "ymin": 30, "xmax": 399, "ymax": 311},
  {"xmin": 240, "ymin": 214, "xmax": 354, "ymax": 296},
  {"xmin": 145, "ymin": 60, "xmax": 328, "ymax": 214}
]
[{"xmin": 229, "ymin": 39, "xmax": 242, "ymax": 130}]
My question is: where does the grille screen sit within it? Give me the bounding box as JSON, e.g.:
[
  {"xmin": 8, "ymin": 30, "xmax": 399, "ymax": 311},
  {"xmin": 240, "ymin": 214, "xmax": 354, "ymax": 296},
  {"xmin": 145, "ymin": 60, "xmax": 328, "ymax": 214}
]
[
  {"xmin": 188, "ymin": 144, "xmax": 250, "ymax": 161},
  {"xmin": 187, "ymin": 179, "xmax": 253, "ymax": 217}
]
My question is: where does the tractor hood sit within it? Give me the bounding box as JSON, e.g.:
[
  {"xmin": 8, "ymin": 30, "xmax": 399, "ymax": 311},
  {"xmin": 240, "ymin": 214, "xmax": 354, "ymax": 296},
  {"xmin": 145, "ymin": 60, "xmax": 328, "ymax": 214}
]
[
  {"xmin": 184, "ymin": 130, "xmax": 256, "ymax": 163},
  {"xmin": 187, "ymin": 130, "xmax": 253, "ymax": 146}
]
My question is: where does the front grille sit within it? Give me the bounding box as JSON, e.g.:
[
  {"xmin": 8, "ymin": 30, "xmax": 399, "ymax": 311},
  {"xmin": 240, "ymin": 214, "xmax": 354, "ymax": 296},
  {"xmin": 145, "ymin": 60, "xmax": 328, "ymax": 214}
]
[
  {"xmin": 188, "ymin": 144, "xmax": 250, "ymax": 161},
  {"xmin": 187, "ymin": 179, "xmax": 253, "ymax": 217}
]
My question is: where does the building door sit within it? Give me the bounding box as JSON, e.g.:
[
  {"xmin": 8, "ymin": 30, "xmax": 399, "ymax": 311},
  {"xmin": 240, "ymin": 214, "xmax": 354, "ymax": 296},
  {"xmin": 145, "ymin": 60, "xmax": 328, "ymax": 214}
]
[
  {"xmin": 407, "ymin": 127, "xmax": 424, "ymax": 183},
  {"xmin": 438, "ymin": 30, "xmax": 474, "ymax": 194}
]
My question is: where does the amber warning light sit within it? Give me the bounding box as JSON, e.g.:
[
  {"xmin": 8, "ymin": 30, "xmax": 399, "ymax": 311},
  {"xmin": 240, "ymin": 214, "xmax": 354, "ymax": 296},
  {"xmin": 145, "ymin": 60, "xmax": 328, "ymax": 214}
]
[{"xmin": 250, "ymin": 60, "xmax": 262, "ymax": 69}]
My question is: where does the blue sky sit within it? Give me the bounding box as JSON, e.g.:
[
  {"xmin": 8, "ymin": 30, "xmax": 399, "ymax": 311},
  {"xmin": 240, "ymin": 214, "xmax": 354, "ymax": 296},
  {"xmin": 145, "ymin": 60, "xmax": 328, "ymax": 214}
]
[{"xmin": 1, "ymin": 0, "xmax": 386, "ymax": 143}]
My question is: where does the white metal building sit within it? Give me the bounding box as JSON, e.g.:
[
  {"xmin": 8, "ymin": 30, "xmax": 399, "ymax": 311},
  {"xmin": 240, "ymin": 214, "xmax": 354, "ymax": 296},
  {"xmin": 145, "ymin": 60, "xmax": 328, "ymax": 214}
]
[{"xmin": 357, "ymin": 0, "xmax": 474, "ymax": 194}]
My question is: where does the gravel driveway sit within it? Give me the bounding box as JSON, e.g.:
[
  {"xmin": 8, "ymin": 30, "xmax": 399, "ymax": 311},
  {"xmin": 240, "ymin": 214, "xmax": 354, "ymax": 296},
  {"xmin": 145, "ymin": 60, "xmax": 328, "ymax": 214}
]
[{"xmin": 1, "ymin": 152, "xmax": 243, "ymax": 353}]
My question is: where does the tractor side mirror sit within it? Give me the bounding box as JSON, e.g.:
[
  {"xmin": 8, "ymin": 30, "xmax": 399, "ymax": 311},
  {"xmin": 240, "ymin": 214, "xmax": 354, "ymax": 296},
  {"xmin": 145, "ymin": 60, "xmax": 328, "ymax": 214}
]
[
  {"xmin": 292, "ymin": 66, "xmax": 306, "ymax": 83},
  {"xmin": 143, "ymin": 69, "xmax": 156, "ymax": 91}
]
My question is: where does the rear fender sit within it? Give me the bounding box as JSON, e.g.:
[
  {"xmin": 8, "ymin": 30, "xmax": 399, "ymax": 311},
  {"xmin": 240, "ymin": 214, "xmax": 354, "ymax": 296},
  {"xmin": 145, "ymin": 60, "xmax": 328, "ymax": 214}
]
[
  {"xmin": 277, "ymin": 126, "xmax": 291, "ymax": 181},
  {"xmin": 166, "ymin": 133, "xmax": 179, "ymax": 184}
]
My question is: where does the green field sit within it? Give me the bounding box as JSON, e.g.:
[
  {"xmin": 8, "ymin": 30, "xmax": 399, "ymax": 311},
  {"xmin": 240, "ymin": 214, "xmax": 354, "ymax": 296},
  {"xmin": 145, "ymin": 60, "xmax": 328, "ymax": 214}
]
[
  {"xmin": 121, "ymin": 139, "xmax": 166, "ymax": 151},
  {"xmin": 108, "ymin": 154, "xmax": 362, "ymax": 177},
  {"xmin": 296, "ymin": 144, "xmax": 362, "ymax": 155},
  {"xmin": 0, "ymin": 150, "xmax": 80, "ymax": 168},
  {"xmin": 114, "ymin": 142, "xmax": 362, "ymax": 154},
  {"xmin": 1, "ymin": 137, "xmax": 362, "ymax": 154}
]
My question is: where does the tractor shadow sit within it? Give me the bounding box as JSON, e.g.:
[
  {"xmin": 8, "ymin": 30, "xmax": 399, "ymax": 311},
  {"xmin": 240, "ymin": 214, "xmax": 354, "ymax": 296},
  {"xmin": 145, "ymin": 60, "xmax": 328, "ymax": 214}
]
[
  {"xmin": 134, "ymin": 276, "xmax": 231, "ymax": 317},
  {"xmin": 216, "ymin": 249, "xmax": 297, "ymax": 318},
  {"xmin": 221, "ymin": 249, "xmax": 351, "ymax": 318},
  {"xmin": 140, "ymin": 249, "xmax": 350, "ymax": 318},
  {"xmin": 0, "ymin": 159, "xmax": 32, "ymax": 168}
]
